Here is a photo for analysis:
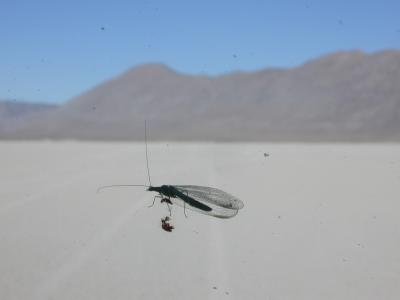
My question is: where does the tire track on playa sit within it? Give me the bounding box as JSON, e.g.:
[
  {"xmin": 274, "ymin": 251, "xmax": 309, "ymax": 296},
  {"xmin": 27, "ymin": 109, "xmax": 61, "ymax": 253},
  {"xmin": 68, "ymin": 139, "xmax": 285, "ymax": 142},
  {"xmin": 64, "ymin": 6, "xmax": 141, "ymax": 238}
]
[
  {"xmin": 31, "ymin": 197, "xmax": 147, "ymax": 300},
  {"xmin": 207, "ymin": 219, "xmax": 230, "ymax": 300},
  {"xmin": 0, "ymin": 152, "xmax": 123, "ymax": 216},
  {"xmin": 206, "ymin": 148, "xmax": 230, "ymax": 299},
  {"xmin": 0, "ymin": 158, "xmax": 112, "ymax": 217},
  {"xmin": 0, "ymin": 174, "xmax": 89, "ymax": 216}
]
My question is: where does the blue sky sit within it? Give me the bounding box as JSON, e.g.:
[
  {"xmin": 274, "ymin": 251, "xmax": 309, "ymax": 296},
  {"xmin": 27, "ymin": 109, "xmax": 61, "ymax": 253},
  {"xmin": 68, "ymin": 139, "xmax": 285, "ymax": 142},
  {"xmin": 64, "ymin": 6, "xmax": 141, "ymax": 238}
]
[{"xmin": 1, "ymin": 0, "xmax": 399, "ymax": 104}]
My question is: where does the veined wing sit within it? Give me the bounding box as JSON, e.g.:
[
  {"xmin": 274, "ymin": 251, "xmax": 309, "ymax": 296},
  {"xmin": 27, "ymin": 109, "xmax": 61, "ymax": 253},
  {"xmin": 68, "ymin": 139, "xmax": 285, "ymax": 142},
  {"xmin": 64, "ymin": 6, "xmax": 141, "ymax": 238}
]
[
  {"xmin": 174, "ymin": 185, "xmax": 244, "ymax": 209},
  {"xmin": 169, "ymin": 185, "xmax": 244, "ymax": 218}
]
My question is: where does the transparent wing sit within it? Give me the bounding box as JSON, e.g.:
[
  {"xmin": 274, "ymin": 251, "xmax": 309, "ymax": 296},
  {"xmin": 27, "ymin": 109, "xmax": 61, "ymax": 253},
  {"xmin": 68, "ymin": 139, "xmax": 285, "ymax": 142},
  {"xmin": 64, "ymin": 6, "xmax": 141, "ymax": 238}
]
[
  {"xmin": 174, "ymin": 185, "xmax": 244, "ymax": 210},
  {"xmin": 170, "ymin": 185, "xmax": 244, "ymax": 218}
]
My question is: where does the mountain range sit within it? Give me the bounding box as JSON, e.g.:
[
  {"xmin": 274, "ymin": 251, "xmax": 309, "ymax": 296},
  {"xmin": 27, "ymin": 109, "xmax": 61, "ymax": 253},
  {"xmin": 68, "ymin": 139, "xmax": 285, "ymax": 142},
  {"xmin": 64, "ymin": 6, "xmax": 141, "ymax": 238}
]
[{"xmin": 1, "ymin": 50, "xmax": 400, "ymax": 141}]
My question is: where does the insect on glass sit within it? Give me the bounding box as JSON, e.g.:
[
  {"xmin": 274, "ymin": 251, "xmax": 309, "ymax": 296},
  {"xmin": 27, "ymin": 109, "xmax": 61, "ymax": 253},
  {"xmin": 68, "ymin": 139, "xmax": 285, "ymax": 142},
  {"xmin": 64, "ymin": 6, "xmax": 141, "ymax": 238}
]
[{"xmin": 97, "ymin": 121, "xmax": 244, "ymax": 218}]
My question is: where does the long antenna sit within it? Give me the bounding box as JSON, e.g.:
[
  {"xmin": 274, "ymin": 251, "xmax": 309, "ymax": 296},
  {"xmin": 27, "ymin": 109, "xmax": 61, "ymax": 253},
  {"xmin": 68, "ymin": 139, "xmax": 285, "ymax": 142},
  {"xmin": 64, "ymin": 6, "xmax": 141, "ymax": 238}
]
[
  {"xmin": 145, "ymin": 120, "xmax": 152, "ymax": 187},
  {"xmin": 97, "ymin": 184, "xmax": 148, "ymax": 193}
]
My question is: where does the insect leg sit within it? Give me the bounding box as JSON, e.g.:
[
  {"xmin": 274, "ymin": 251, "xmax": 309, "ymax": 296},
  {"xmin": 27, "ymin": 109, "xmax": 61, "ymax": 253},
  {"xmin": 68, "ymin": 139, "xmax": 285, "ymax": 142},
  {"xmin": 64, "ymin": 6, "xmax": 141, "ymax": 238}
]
[
  {"xmin": 183, "ymin": 192, "xmax": 188, "ymax": 218},
  {"xmin": 183, "ymin": 201, "xmax": 188, "ymax": 218},
  {"xmin": 166, "ymin": 203, "xmax": 172, "ymax": 216},
  {"xmin": 168, "ymin": 196, "xmax": 173, "ymax": 216},
  {"xmin": 148, "ymin": 194, "xmax": 161, "ymax": 208}
]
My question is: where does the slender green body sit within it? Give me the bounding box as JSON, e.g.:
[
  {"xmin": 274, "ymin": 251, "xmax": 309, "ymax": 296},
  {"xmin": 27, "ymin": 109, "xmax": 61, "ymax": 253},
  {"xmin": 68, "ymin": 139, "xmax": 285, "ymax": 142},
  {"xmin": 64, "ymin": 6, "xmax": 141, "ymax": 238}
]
[{"xmin": 147, "ymin": 185, "xmax": 212, "ymax": 212}]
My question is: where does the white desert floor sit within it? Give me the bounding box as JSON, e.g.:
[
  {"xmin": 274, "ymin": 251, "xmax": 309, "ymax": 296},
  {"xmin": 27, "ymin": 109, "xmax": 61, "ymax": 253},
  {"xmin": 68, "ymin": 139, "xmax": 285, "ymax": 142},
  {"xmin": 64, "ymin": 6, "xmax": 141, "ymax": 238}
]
[{"xmin": 0, "ymin": 142, "xmax": 400, "ymax": 300}]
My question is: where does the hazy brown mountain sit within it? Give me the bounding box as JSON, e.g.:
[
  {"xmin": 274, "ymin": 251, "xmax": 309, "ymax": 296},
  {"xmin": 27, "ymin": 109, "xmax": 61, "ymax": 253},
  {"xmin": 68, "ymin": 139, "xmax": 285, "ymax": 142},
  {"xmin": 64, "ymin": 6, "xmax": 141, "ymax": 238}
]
[
  {"xmin": 0, "ymin": 100, "xmax": 58, "ymax": 135},
  {"xmin": 2, "ymin": 50, "xmax": 400, "ymax": 141}
]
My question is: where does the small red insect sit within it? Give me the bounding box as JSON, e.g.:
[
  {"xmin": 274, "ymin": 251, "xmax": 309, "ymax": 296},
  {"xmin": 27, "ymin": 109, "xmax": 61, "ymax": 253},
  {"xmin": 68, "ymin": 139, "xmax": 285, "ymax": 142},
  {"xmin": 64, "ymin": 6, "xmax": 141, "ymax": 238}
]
[{"xmin": 161, "ymin": 216, "xmax": 174, "ymax": 232}]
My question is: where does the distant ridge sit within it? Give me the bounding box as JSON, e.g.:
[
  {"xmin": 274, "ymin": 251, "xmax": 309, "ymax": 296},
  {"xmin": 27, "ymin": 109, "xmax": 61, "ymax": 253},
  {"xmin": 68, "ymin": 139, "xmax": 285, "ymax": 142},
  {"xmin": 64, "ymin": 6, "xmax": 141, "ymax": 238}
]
[
  {"xmin": 1, "ymin": 50, "xmax": 400, "ymax": 141},
  {"xmin": 0, "ymin": 100, "xmax": 58, "ymax": 135}
]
